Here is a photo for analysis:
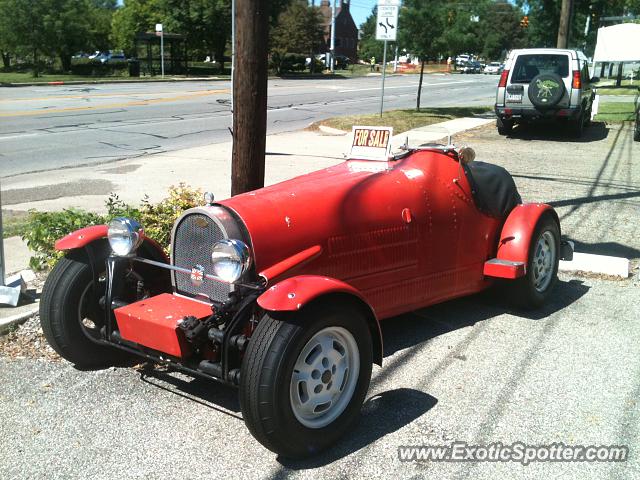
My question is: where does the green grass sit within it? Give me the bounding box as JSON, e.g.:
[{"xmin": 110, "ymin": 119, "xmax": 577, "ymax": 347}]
[
  {"xmin": 594, "ymin": 102, "xmax": 637, "ymax": 123},
  {"xmin": 2, "ymin": 211, "xmax": 29, "ymax": 239},
  {"xmin": 314, "ymin": 106, "xmax": 493, "ymax": 134},
  {"xmin": 596, "ymin": 86, "xmax": 639, "ymax": 96}
]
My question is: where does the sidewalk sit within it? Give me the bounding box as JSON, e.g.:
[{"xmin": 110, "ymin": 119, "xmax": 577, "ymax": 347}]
[{"xmin": 2, "ymin": 116, "xmax": 492, "ymax": 278}]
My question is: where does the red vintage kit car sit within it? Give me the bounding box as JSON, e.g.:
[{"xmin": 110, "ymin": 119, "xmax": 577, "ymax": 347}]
[{"xmin": 40, "ymin": 137, "xmax": 572, "ymax": 458}]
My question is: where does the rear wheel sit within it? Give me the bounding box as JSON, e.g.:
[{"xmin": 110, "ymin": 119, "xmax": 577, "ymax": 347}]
[
  {"xmin": 570, "ymin": 109, "xmax": 585, "ymax": 138},
  {"xmin": 497, "ymin": 117, "xmax": 513, "ymax": 135},
  {"xmin": 240, "ymin": 303, "xmax": 372, "ymax": 458},
  {"xmin": 40, "ymin": 253, "xmax": 130, "ymax": 368},
  {"xmin": 510, "ymin": 215, "xmax": 560, "ymax": 309}
]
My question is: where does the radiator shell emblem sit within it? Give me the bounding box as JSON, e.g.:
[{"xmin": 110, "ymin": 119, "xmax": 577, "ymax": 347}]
[{"xmin": 190, "ymin": 265, "xmax": 205, "ymax": 286}]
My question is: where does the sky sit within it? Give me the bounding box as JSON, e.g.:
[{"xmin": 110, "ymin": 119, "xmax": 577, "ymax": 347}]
[{"xmin": 346, "ymin": 0, "xmax": 378, "ymax": 27}]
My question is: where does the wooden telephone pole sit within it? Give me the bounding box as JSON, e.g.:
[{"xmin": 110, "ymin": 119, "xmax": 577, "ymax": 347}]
[
  {"xmin": 231, "ymin": 0, "xmax": 269, "ymax": 196},
  {"xmin": 556, "ymin": 0, "xmax": 572, "ymax": 49}
]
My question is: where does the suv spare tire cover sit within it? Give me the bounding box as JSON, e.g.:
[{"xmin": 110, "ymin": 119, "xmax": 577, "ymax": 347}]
[{"xmin": 528, "ymin": 73, "xmax": 565, "ymax": 108}]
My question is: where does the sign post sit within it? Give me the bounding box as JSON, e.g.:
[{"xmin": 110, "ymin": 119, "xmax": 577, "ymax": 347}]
[
  {"xmin": 376, "ymin": 0, "xmax": 400, "ymax": 117},
  {"xmin": 155, "ymin": 23, "xmax": 164, "ymax": 78},
  {"xmin": 0, "ymin": 183, "xmax": 5, "ymax": 288}
]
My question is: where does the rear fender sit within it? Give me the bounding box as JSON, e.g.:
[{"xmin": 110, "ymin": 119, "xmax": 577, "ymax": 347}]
[
  {"xmin": 496, "ymin": 203, "xmax": 559, "ymax": 269},
  {"xmin": 257, "ymin": 275, "xmax": 383, "ymax": 365}
]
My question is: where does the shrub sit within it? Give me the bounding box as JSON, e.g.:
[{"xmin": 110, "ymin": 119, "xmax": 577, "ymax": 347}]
[
  {"xmin": 70, "ymin": 58, "xmax": 128, "ymax": 77},
  {"xmin": 21, "ymin": 184, "xmax": 202, "ymax": 270},
  {"xmin": 22, "ymin": 209, "xmax": 104, "ymax": 270}
]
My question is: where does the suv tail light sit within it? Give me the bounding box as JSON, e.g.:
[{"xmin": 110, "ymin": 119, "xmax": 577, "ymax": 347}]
[
  {"xmin": 572, "ymin": 70, "xmax": 581, "ymax": 89},
  {"xmin": 498, "ymin": 70, "xmax": 509, "ymax": 88}
]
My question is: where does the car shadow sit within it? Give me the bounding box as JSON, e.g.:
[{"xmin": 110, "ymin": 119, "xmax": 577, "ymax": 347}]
[
  {"xmin": 506, "ymin": 121, "xmax": 609, "ymax": 143},
  {"xmin": 277, "ymin": 388, "xmax": 437, "ymax": 469},
  {"xmin": 130, "ymin": 279, "xmax": 589, "ymax": 465},
  {"xmin": 138, "ymin": 366, "xmax": 242, "ymax": 418},
  {"xmin": 381, "ymin": 278, "xmax": 590, "ymax": 358}
]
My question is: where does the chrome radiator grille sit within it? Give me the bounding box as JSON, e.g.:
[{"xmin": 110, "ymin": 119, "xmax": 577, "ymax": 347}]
[{"xmin": 172, "ymin": 212, "xmax": 231, "ymax": 303}]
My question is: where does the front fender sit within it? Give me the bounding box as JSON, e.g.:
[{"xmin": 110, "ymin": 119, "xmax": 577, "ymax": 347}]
[
  {"xmin": 496, "ymin": 203, "xmax": 559, "ymax": 266},
  {"xmin": 257, "ymin": 275, "xmax": 383, "ymax": 365},
  {"xmin": 257, "ymin": 275, "xmax": 370, "ymax": 311},
  {"xmin": 55, "ymin": 225, "xmax": 169, "ymax": 264}
]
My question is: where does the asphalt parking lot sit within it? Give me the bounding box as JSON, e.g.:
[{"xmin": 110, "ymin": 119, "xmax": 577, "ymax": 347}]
[{"xmin": 1, "ymin": 120, "xmax": 639, "ymax": 480}]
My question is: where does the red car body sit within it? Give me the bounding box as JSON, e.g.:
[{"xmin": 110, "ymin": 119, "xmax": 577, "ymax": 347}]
[
  {"xmin": 55, "ymin": 148, "xmax": 557, "ymax": 363},
  {"xmin": 47, "ymin": 145, "xmax": 564, "ymax": 457}
]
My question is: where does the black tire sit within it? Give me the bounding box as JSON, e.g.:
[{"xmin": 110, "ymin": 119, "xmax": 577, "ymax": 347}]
[
  {"xmin": 497, "ymin": 117, "xmax": 513, "ymax": 135},
  {"xmin": 40, "ymin": 254, "xmax": 130, "ymax": 368},
  {"xmin": 510, "ymin": 215, "xmax": 560, "ymax": 309},
  {"xmin": 240, "ymin": 303, "xmax": 373, "ymax": 458},
  {"xmin": 528, "ymin": 73, "xmax": 565, "ymax": 108},
  {"xmin": 584, "ymin": 105, "xmax": 592, "ymax": 127},
  {"xmin": 570, "ymin": 109, "xmax": 585, "ymax": 138}
]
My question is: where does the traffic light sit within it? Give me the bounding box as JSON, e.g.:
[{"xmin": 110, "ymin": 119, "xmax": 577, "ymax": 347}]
[{"xmin": 520, "ymin": 16, "xmax": 529, "ymax": 28}]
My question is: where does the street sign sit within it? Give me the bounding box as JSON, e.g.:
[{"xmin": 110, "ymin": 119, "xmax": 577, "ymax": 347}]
[
  {"xmin": 155, "ymin": 23, "xmax": 163, "ymax": 32},
  {"xmin": 376, "ymin": 0, "xmax": 400, "ymax": 41}
]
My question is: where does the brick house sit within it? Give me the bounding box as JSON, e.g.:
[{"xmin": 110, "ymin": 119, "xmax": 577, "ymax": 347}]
[{"xmin": 318, "ymin": 0, "xmax": 359, "ymax": 61}]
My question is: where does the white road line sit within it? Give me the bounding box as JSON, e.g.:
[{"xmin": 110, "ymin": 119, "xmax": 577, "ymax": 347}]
[
  {"xmin": 0, "ymin": 133, "xmax": 39, "ymax": 141},
  {"xmin": 338, "ymin": 80, "xmax": 480, "ymax": 93}
]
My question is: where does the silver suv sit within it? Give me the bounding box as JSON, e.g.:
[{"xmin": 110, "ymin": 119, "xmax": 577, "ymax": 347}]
[{"xmin": 495, "ymin": 48, "xmax": 596, "ymax": 138}]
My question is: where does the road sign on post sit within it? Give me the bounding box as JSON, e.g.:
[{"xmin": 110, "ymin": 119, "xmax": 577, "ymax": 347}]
[
  {"xmin": 376, "ymin": 0, "xmax": 400, "ymax": 117},
  {"xmin": 376, "ymin": 0, "xmax": 400, "ymax": 41},
  {"xmin": 155, "ymin": 23, "xmax": 165, "ymax": 78}
]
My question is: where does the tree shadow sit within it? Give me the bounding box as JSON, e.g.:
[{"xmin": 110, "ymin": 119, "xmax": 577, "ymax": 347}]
[
  {"xmin": 567, "ymin": 240, "xmax": 640, "ymax": 260},
  {"xmin": 277, "ymin": 388, "xmax": 437, "ymax": 469},
  {"xmin": 506, "ymin": 121, "xmax": 609, "ymax": 143},
  {"xmin": 381, "ymin": 278, "xmax": 590, "ymax": 358}
]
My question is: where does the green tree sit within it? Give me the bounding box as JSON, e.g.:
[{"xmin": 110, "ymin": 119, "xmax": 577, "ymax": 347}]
[
  {"xmin": 0, "ymin": 0, "xmax": 51, "ymax": 76},
  {"xmin": 477, "ymin": 1, "xmax": 526, "ymax": 60},
  {"xmin": 398, "ymin": 0, "xmax": 446, "ymax": 109},
  {"xmin": 270, "ymin": 0, "xmax": 325, "ymax": 74},
  {"xmin": 0, "ymin": 0, "xmax": 116, "ymax": 74},
  {"xmin": 517, "ymin": 0, "xmax": 640, "ymax": 54},
  {"xmin": 358, "ymin": 6, "xmax": 395, "ymax": 63},
  {"xmin": 111, "ymin": 0, "xmax": 163, "ymax": 54},
  {"xmin": 161, "ymin": 0, "xmax": 231, "ymax": 71}
]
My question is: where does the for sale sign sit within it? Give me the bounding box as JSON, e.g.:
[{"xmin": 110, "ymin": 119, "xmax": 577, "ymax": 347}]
[{"xmin": 349, "ymin": 126, "xmax": 394, "ymax": 161}]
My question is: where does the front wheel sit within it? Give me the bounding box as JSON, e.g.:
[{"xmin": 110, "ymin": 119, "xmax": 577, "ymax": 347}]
[
  {"xmin": 510, "ymin": 215, "xmax": 560, "ymax": 309},
  {"xmin": 40, "ymin": 253, "xmax": 130, "ymax": 368},
  {"xmin": 240, "ymin": 304, "xmax": 373, "ymax": 458}
]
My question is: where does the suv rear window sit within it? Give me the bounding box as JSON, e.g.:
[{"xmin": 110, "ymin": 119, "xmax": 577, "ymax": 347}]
[{"xmin": 511, "ymin": 54, "xmax": 569, "ymax": 83}]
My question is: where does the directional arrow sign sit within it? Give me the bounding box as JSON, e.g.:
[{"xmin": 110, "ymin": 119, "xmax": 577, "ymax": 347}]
[{"xmin": 376, "ymin": 0, "xmax": 400, "ymax": 41}]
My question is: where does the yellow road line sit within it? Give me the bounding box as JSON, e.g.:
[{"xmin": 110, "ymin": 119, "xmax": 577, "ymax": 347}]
[
  {"xmin": 0, "ymin": 89, "xmax": 227, "ymax": 103},
  {"xmin": 0, "ymin": 89, "xmax": 230, "ymax": 117}
]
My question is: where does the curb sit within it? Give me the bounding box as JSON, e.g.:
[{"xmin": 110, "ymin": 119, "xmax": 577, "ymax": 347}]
[
  {"xmin": 0, "ymin": 304, "xmax": 39, "ymax": 335},
  {"xmin": 559, "ymin": 252, "xmax": 630, "ymax": 278},
  {"xmin": 0, "ymin": 76, "xmax": 230, "ymax": 88}
]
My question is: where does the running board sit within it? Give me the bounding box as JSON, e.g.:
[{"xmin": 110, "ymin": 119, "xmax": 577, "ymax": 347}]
[{"xmin": 483, "ymin": 259, "xmax": 525, "ymax": 279}]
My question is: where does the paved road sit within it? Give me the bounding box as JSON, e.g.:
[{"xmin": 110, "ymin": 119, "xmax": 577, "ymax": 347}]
[
  {"xmin": 1, "ymin": 274, "xmax": 638, "ymax": 480},
  {"xmin": 0, "ymin": 74, "xmax": 498, "ymax": 177}
]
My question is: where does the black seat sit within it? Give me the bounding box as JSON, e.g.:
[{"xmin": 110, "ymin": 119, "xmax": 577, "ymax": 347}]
[{"xmin": 463, "ymin": 161, "xmax": 522, "ymax": 218}]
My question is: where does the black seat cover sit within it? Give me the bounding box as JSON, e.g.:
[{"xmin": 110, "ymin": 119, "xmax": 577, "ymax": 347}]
[{"xmin": 463, "ymin": 161, "xmax": 522, "ymax": 218}]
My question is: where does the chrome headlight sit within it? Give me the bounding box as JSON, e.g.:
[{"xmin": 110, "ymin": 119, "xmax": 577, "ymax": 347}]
[
  {"xmin": 107, "ymin": 218, "xmax": 143, "ymax": 256},
  {"xmin": 211, "ymin": 239, "xmax": 251, "ymax": 283}
]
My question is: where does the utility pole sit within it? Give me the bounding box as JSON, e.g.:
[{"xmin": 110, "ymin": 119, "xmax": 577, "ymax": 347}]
[
  {"xmin": 330, "ymin": 0, "xmax": 336, "ymax": 73},
  {"xmin": 231, "ymin": 0, "xmax": 269, "ymax": 196},
  {"xmin": 557, "ymin": 0, "xmax": 572, "ymax": 48}
]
